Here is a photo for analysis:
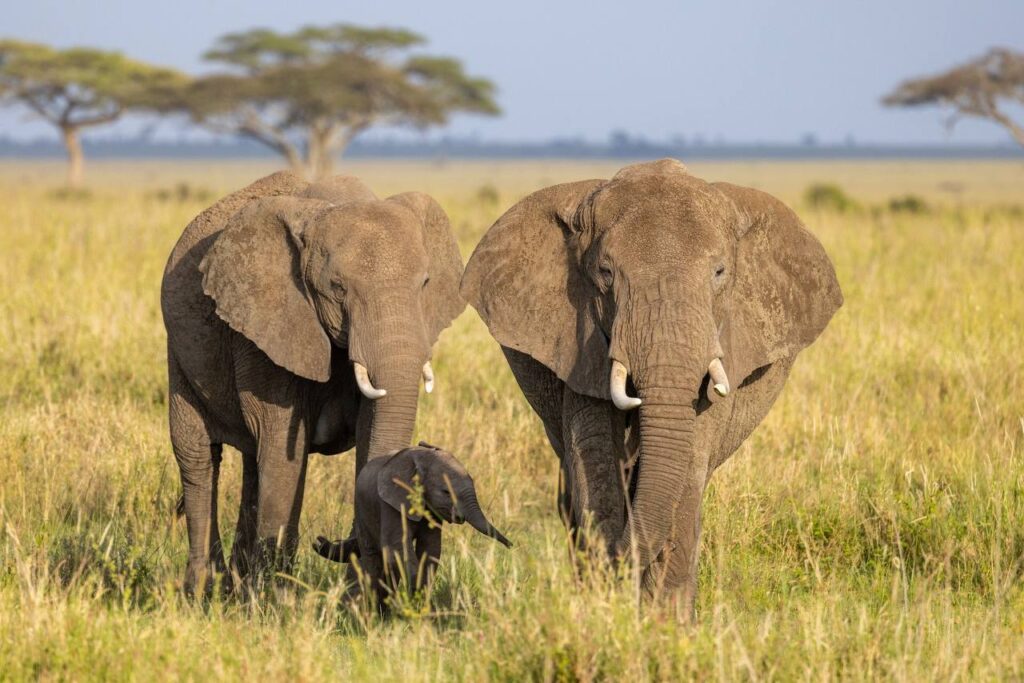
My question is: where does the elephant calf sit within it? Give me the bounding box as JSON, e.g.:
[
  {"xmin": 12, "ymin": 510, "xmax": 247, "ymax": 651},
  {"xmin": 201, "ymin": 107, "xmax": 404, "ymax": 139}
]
[{"xmin": 314, "ymin": 442, "xmax": 512, "ymax": 606}]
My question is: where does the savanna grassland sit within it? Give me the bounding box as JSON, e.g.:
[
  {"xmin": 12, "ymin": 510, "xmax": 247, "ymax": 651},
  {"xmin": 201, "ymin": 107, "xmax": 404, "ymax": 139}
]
[{"xmin": 1, "ymin": 158, "xmax": 1022, "ymax": 681}]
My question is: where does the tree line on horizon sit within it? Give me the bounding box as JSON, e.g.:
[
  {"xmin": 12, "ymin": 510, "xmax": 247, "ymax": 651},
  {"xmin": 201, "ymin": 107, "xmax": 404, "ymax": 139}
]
[
  {"xmin": 1, "ymin": 26, "xmax": 1021, "ymax": 187},
  {"xmin": 0, "ymin": 25, "xmax": 499, "ymax": 187}
]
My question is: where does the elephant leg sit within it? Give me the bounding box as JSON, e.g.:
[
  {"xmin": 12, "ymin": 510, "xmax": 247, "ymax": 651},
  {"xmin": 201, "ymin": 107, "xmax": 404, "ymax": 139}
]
[
  {"xmin": 356, "ymin": 553, "xmax": 387, "ymax": 613},
  {"xmin": 253, "ymin": 421, "xmax": 310, "ymax": 578},
  {"xmin": 228, "ymin": 450, "xmax": 258, "ymax": 586},
  {"xmin": 169, "ymin": 361, "xmax": 226, "ymax": 597},
  {"xmin": 379, "ymin": 508, "xmax": 420, "ymax": 601},
  {"xmin": 561, "ymin": 388, "xmax": 629, "ymax": 559},
  {"xmin": 340, "ymin": 399, "xmax": 374, "ymax": 590},
  {"xmin": 414, "ymin": 524, "xmax": 442, "ymax": 592},
  {"xmin": 501, "ymin": 347, "xmax": 570, "ymax": 524}
]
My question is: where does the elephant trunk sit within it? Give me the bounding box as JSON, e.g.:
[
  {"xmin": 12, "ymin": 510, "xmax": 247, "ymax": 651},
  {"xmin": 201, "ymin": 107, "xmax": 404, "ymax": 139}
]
[
  {"xmin": 614, "ymin": 294, "xmax": 709, "ymax": 574},
  {"xmin": 626, "ymin": 376, "xmax": 700, "ymax": 569},
  {"xmin": 348, "ymin": 290, "xmax": 430, "ymax": 461},
  {"xmin": 458, "ymin": 485, "xmax": 513, "ymax": 548}
]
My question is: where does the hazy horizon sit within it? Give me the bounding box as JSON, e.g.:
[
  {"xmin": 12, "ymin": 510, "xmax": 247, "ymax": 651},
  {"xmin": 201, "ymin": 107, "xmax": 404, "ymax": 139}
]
[{"xmin": 3, "ymin": 0, "xmax": 1022, "ymax": 146}]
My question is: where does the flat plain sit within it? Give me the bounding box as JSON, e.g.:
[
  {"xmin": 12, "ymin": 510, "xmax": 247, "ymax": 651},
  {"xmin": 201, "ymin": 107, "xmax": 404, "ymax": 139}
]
[{"xmin": 1, "ymin": 159, "xmax": 1022, "ymax": 680}]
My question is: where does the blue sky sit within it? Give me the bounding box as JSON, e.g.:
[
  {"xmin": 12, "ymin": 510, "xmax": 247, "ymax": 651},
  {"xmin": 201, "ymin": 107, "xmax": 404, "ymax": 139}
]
[{"xmin": 3, "ymin": 0, "xmax": 1022, "ymax": 144}]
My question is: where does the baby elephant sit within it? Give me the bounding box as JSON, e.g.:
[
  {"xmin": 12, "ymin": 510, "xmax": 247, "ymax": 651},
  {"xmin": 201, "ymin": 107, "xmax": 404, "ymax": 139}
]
[{"xmin": 315, "ymin": 443, "xmax": 511, "ymax": 604}]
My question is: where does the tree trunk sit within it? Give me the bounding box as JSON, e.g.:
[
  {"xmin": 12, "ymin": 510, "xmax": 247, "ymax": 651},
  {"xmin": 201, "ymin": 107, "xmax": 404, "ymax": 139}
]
[
  {"xmin": 61, "ymin": 125, "xmax": 84, "ymax": 188},
  {"xmin": 283, "ymin": 146, "xmax": 305, "ymax": 177},
  {"xmin": 988, "ymin": 108, "xmax": 1024, "ymax": 148},
  {"xmin": 307, "ymin": 126, "xmax": 355, "ymax": 180}
]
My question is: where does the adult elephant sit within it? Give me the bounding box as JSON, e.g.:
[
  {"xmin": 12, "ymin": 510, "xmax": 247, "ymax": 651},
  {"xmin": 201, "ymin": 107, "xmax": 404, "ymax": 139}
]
[
  {"xmin": 162, "ymin": 171, "xmax": 464, "ymax": 594},
  {"xmin": 462, "ymin": 159, "xmax": 842, "ymax": 618}
]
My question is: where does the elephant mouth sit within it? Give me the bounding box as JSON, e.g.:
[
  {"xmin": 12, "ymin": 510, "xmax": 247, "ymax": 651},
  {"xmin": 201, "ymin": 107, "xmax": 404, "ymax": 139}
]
[
  {"xmin": 351, "ymin": 360, "xmax": 436, "ymax": 400},
  {"xmin": 609, "ymin": 356, "xmax": 731, "ymax": 412}
]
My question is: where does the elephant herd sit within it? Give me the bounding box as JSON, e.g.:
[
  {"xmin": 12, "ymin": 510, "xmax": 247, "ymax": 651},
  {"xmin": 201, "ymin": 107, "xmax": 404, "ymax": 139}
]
[{"xmin": 160, "ymin": 158, "xmax": 842, "ymax": 620}]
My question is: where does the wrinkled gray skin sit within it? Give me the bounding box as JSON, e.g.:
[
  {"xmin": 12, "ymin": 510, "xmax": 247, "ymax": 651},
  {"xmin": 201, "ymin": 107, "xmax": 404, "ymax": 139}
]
[
  {"xmin": 461, "ymin": 159, "xmax": 842, "ymax": 620},
  {"xmin": 161, "ymin": 171, "xmax": 464, "ymax": 595},
  {"xmin": 313, "ymin": 443, "xmax": 512, "ymax": 607}
]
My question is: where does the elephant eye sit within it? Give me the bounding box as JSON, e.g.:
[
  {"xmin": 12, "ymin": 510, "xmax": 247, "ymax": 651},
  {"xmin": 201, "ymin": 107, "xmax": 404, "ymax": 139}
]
[
  {"xmin": 331, "ymin": 278, "xmax": 346, "ymax": 295},
  {"xmin": 597, "ymin": 264, "xmax": 614, "ymax": 287},
  {"xmin": 714, "ymin": 265, "xmax": 726, "ymax": 279},
  {"xmin": 422, "ymin": 274, "xmax": 431, "ymax": 289}
]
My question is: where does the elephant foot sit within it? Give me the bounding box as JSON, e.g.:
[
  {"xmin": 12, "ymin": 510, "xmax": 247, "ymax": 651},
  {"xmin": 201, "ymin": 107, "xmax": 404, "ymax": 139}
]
[
  {"xmin": 183, "ymin": 558, "xmax": 228, "ymax": 600},
  {"xmin": 566, "ymin": 516, "xmax": 624, "ymax": 580}
]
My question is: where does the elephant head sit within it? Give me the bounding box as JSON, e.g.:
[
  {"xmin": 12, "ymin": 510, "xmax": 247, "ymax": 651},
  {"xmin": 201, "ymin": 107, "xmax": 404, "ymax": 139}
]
[
  {"xmin": 378, "ymin": 444, "xmax": 513, "ymax": 547},
  {"xmin": 199, "ymin": 176, "xmax": 465, "ymax": 458},
  {"xmin": 462, "ymin": 158, "xmax": 841, "ymax": 568}
]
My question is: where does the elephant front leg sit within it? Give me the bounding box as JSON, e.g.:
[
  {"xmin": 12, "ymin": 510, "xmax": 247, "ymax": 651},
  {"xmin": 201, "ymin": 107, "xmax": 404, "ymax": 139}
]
[
  {"xmin": 414, "ymin": 524, "xmax": 442, "ymax": 592},
  {"xmin": 561, "ymin": 389, "xmax": 629, "ymax": 559},
  {"xmin": 339, "ymin": 399, "xmax": 375, "ymax": 590},
  {"xmin": 253, "ymin": 427, "xmax": 310, "ymax": 580},
  {"xmin": 379, "ymin": 513, "xmax": 421, "ymax": 605}
]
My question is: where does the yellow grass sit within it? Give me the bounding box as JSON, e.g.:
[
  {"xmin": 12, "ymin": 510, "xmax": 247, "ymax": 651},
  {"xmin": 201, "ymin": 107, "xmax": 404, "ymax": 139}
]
[{"xmin": 0, "ymin": 158, "xmax": 1022, "ymax": 680}]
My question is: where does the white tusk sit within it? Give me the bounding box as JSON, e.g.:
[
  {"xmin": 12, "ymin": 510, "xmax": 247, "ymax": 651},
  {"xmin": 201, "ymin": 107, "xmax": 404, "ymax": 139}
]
[
  {"xmin": 422, "ymin": 361, "xmax": 434, "ymax": 394},
  {"xmin": 353, "ymin": 363, "xmax": 386, "ymax": 399},
  {"xmin": 708, "ymin": 358, "xmax": 730, "ymax": 397},
  {"xmin": 609, "ymin": 360, "xmax": 642, "ymax": 411}
]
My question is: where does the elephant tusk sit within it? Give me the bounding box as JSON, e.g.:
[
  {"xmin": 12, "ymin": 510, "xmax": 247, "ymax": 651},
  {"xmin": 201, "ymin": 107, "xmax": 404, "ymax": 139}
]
[
  {"xmin": 610, "ymin": 360, "xmax": 642, "ymax": 411},
  {"xmin": 353, "ymin": 363, "xmax": 386, "ymax": 399},
  {"xmin": 422, "ymin": 361, "xmax": 434, "ymax": 394},
  {"xmin": 708, "ymin": 357, "xmax": 730, "ymax": 397}
]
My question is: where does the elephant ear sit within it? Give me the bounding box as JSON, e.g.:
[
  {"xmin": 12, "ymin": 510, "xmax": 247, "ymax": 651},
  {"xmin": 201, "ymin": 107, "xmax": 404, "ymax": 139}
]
[
  {"xmin": 199, "ymin": 196, "xmax": 334, "ymax": 382},
  {"xmin": 461, "ymin": 180, "xmax": 610, "ymax": 400},
  {"xmin": 387, "ymin": 192, "xmax": 466, "ymax": 346},
  {"xmin": 377, "ymin": 450, "xmax": 423, "ymax": 522},
  {"xmin": 713, "ymin": 182, "xmax": 843, "ymax": 387}
]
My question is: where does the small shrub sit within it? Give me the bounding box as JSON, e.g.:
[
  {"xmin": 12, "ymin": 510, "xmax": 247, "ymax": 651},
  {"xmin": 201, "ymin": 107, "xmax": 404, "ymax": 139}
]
[
  {"xmin": 804, "ymin": 183, "xmax": 856, "ymax": 213},
  {"xmin": 888, "ymin": 194, "xmax": 929, "ymax": 214},
  {"xmin": 48, "ymin": 187, "xmax": 93, "ymax": 201},
  {"xmin": 475, "ymin": 183, "xmax": 500, "ymax": 206},
  {"xmin": 150, "ymin": 182, "xmax": 214, "ymax": 203}
]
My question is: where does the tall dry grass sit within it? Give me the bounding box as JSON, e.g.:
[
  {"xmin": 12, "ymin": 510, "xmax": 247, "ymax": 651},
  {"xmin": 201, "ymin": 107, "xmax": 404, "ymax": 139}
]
[{"xmin": 0, "ymin": 159, "xmax": 1022, "ymax": 680}]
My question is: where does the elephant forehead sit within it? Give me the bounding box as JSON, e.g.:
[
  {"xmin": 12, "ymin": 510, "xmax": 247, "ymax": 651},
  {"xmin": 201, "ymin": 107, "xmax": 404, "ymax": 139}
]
[
  {"xmin": 318, "ymin": 204, "xmax": 427, "ymax": 269},
  {"xmin": 601, "ymin": 174, "xmax": 727, "ymax": 224},
  {"xmin": 602, "ymin": 208, "xmax": 722, "ymax": 259}
]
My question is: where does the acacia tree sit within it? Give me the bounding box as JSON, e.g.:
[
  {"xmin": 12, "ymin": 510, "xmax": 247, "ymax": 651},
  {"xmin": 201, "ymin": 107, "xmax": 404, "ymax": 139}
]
[
  {"xmin": 182, "ymin": 25, "xmax": 500, "ymax": 178},
  {"xmin": 0, "ymin": 40, "xmax": 188, "ymax": 187},
  {"xmin": 883, "ymin": 48, "xmax": 1024, "ymax": 147}
]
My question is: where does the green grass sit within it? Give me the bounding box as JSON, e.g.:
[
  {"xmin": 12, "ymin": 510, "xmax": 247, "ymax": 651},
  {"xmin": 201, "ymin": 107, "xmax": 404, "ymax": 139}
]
[{"xmin": 1, "ymin": 160, "xmax": 1022, "ymax": 680}]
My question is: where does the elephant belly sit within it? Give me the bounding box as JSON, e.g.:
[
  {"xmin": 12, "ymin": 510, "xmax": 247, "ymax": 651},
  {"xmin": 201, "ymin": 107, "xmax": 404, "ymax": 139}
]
[{"xmin": 310, "ymin": 403, "xmax": 358, "ymax": 455}]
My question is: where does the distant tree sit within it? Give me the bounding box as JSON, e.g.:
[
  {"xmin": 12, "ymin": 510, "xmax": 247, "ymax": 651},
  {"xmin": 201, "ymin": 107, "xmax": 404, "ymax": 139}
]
[
  {"xmin": 883, "ymin": 48, "xmax": 1024, "ymax": 147},
  {"xmin": 180, "ymin": 25, "xmax": 500, "ymax": 178},
  {"xmin": 0, "ymin": 40, "xmax": 188, "ymax": 186}
]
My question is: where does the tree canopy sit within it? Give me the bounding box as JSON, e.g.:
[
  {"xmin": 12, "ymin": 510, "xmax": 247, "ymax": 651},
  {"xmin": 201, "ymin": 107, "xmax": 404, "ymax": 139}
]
[
  {"xmin": 0, "ymin": 39, "xmax": 188, "ymax": 185},
  {"xmin": 883, "ymin": 48, "xmax": 1024, "ymax": 147},
  {"xmin": 180, "ymin": 24, "xmax": 500, "ymax": 177}
]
